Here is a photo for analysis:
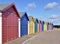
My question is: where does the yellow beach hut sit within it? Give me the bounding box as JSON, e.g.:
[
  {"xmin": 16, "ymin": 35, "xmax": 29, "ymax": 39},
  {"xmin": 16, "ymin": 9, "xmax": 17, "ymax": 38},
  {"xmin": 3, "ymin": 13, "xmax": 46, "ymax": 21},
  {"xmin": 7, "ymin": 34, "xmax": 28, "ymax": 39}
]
[
  {"xmin": 44, "ymin": 22, "xmax": 48, "ymax": 31},
  {"xmin": 28, "ymin": 16, "xmax": 34, "ymax": 35}
]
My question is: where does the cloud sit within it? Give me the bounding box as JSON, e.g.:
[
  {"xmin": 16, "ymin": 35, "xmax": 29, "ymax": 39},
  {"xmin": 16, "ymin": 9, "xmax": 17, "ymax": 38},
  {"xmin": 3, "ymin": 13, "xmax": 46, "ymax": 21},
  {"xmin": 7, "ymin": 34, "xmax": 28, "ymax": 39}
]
[
  {"xmin": 53, "ymin": 20, "xmax": 60, "ymax": 25},
  {"xmin": 26, "ymin": 2, "xmax": 36, "ymax": 10},
  {"xmin": 49, "ymin": 14, "xmax": 59, "ymax": 19},
  {"xmin": 44, "ymin": 2, "xmax": 58, "ymax": 10}
]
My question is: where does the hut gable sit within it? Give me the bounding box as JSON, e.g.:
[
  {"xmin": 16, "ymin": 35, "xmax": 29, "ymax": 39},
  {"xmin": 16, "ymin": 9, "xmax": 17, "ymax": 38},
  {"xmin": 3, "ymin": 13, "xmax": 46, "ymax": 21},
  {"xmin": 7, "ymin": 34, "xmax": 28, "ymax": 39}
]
[
  {"xmin": 38, "ymin": 20, "xmax": 42, "ymax": 23},
  {"xmin": 34, "ymin": 18, "xmax": 38, "ymax": 23},
  {"xmin": 29, "ymin": 16, "xmax": 34, "ymax": 22},
  {"xmin": 19, "ymin": 12, "xmax": 29, "ymax": 20},
  {"xmin": 0, "ymin": 3, "xmax": 19, "ymax": 17}
]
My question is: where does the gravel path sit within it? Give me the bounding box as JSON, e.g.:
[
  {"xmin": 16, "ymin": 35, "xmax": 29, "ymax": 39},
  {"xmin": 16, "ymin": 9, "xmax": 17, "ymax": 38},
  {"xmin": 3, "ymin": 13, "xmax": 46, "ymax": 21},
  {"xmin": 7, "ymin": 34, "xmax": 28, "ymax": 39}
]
[
  {"xmin": 5, "ymin": 28, "xmax": 60, "ymax": 44},
  {"xmin": 24, "ymin": 29, "xmax": 60, "ymax": 44},
  {"xmin": 4, "ymin": 33, "xmax": 37, "ymax": 44}
]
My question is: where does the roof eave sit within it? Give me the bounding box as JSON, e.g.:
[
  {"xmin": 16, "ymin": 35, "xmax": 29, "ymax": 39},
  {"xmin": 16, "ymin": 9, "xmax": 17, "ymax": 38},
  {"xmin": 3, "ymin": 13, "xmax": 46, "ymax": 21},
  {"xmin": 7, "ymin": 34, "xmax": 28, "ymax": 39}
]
[{"xmin": 25, "ymin": 13, "xmax": 29, "ymax": 21}]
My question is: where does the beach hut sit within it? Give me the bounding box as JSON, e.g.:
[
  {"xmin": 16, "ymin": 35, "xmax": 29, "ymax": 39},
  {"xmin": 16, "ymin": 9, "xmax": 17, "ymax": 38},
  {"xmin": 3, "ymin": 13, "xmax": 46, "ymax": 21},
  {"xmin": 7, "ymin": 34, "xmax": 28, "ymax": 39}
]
[
  {"xmin": 48, "ymin": 23, "xmax": 53, "ymax": 30},
  {"xmin": 38, "ymin": 20, "xmax": 42, "ymax": 32},
  {"xmin": 44, "ymin": 22, "xmax": 48, "ymax": 31},
  {"xmin": 34, "ymin": 18, "xmax": 38, "ymax": 33},
  {"xmin": 0, "ymin": 3, "xmax": 19, "ymax": 44},
  {"xmin": 19, "ymin": 12, "xmax": 29, "ymax": 37},
  {"xmin": 52, "ymin": 23, "xmax": 53, "ymax": 30},
  {"xmin": 47, "ymin": 23, "xmax": 49, "ymax": 31},
  {"xmin": 41, "ymin": 21, "xmax": 44, "ymax": 31},
  {"xmin": 28, "ymin": 16, "xmax": 34, "ymax": 35}
]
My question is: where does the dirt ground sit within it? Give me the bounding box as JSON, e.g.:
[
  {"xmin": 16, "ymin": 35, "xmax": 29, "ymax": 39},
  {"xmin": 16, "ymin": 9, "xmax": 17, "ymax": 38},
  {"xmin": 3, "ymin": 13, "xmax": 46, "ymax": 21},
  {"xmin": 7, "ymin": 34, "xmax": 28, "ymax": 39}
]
[
  {"xmin": 4, "ymin": 28, "xmax": 60, "ymax": 44},
  {"xmin": 4, "ymin": 32, "xmax": 38, "ymax": 44},
  {"xmin": 24, "ymin": 28, "xmax": 60, "ymax": 44}
]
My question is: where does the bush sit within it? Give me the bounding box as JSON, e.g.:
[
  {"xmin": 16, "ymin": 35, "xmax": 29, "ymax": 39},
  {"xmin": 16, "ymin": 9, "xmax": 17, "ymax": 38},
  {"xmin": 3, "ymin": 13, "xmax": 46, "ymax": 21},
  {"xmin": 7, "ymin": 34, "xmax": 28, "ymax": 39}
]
[{"xmin": 53, "ymin": 25, "xmax": 60, "ymax": 28}]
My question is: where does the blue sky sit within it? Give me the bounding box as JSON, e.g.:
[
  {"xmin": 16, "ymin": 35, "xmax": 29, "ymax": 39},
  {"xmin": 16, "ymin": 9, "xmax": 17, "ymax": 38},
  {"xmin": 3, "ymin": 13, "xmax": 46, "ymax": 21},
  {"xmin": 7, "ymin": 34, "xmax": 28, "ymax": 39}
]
[{"xmin": 0, "ymin": 0, "xmax": 60, "ymax": 25}]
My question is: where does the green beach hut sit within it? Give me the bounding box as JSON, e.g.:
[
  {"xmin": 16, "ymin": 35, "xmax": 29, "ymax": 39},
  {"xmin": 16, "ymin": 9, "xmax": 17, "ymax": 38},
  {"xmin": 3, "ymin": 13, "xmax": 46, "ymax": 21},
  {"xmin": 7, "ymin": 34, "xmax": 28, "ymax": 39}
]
[{"xmin": 34, "ymin": 18, "xmax": 38, "ymax": 33}]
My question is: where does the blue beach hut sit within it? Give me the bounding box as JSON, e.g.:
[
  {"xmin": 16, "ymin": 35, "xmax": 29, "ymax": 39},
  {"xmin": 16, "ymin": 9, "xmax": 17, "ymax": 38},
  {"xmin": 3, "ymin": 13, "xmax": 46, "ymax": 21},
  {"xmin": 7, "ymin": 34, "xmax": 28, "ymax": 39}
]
[
  {"xmin": 41, "ymin": 21, "xmax": 44, "ymax": 31},
  {"xmin": 19, "ymin": 12, "xmax": 29, "ymax": 37}
]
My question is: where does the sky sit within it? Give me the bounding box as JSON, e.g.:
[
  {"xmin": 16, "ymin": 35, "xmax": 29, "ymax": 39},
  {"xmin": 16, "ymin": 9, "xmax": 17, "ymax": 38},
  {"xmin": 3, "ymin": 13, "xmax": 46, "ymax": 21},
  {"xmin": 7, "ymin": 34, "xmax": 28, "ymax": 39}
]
[{"xmin": 0, "ymin": 0, "xmax": 60, "ymax": 25}]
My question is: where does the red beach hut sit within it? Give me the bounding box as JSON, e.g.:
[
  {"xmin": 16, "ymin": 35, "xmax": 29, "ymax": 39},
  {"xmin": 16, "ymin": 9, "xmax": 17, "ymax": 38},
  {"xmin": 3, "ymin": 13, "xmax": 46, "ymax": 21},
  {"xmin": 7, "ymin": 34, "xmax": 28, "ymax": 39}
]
[
  {"xmin": 0, "ymin": 3, "xmax": 19, "ymax": 44},
  {"xmin": 38, "ymin": 20, "xmax": 42, "ymax": 32}
]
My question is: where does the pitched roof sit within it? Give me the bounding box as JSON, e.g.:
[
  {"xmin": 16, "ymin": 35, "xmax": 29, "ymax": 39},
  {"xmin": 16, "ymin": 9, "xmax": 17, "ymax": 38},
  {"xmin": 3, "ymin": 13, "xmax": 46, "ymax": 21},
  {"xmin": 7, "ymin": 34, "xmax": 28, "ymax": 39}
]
[
  {"xmin": 0, "ymin": 4, "xmax": 9, "ymax": 10},
  {"xmin": 34, "ymin": 18, "xmax": 38, "ymax": 23},
  {"xmin": 0, "ymin": 3, "xmax": 20, "ymax": 17},
  {"xmin": 49, "ymin": 23, "xmax": 53, "ymax": 25},
  {"xmin": 19, "ymin": 12, "xmax": 26, "ymax": 18},
  {"xmin": 19, "ymin": 12, "xmax": 29, "ymax": 20},
  {"xmin": 29, "ymin": 16, "xmax": 34, "ymax": 21},
  {"xmin": 44, "ymin": 22, "xmax": 48, "ymax": 24},
  {"xmin": 41, "ymin": 21, "xmax": 44, "ymax": 24},
  {"xmin": 38, "ymin": 20, "xmax": 42, "ymax": 23},
  {"xmin": 29, "ymin": 16, "xmax": 33, "ymax": 20}
]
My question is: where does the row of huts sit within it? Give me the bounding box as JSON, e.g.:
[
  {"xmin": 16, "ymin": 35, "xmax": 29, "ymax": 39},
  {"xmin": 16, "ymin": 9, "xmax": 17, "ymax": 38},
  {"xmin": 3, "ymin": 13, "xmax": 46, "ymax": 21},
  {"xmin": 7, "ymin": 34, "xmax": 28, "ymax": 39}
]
[{"xmin": 0, "ymin": 3, "xmax": 53, "ymax": 44}]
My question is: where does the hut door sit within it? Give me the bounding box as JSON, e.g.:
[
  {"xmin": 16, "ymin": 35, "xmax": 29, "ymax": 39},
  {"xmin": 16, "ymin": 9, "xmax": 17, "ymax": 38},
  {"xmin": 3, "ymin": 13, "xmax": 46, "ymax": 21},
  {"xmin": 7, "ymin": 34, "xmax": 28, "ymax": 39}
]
[{"xmin": 20, "ymin": 17, "xmax": 28, "ymax": 37}]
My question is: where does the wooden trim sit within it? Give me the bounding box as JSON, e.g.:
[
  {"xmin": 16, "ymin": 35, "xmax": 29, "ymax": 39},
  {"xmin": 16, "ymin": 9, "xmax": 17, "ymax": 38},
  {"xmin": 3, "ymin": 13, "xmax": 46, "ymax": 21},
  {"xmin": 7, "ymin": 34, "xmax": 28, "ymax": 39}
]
[
  {"xmin": 18, "ymin": 19, "xmax": 20, "ymax": 37},
  {"xmin": 0, "ymin": 12, "xmax": 2, "ymax": 44}
]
